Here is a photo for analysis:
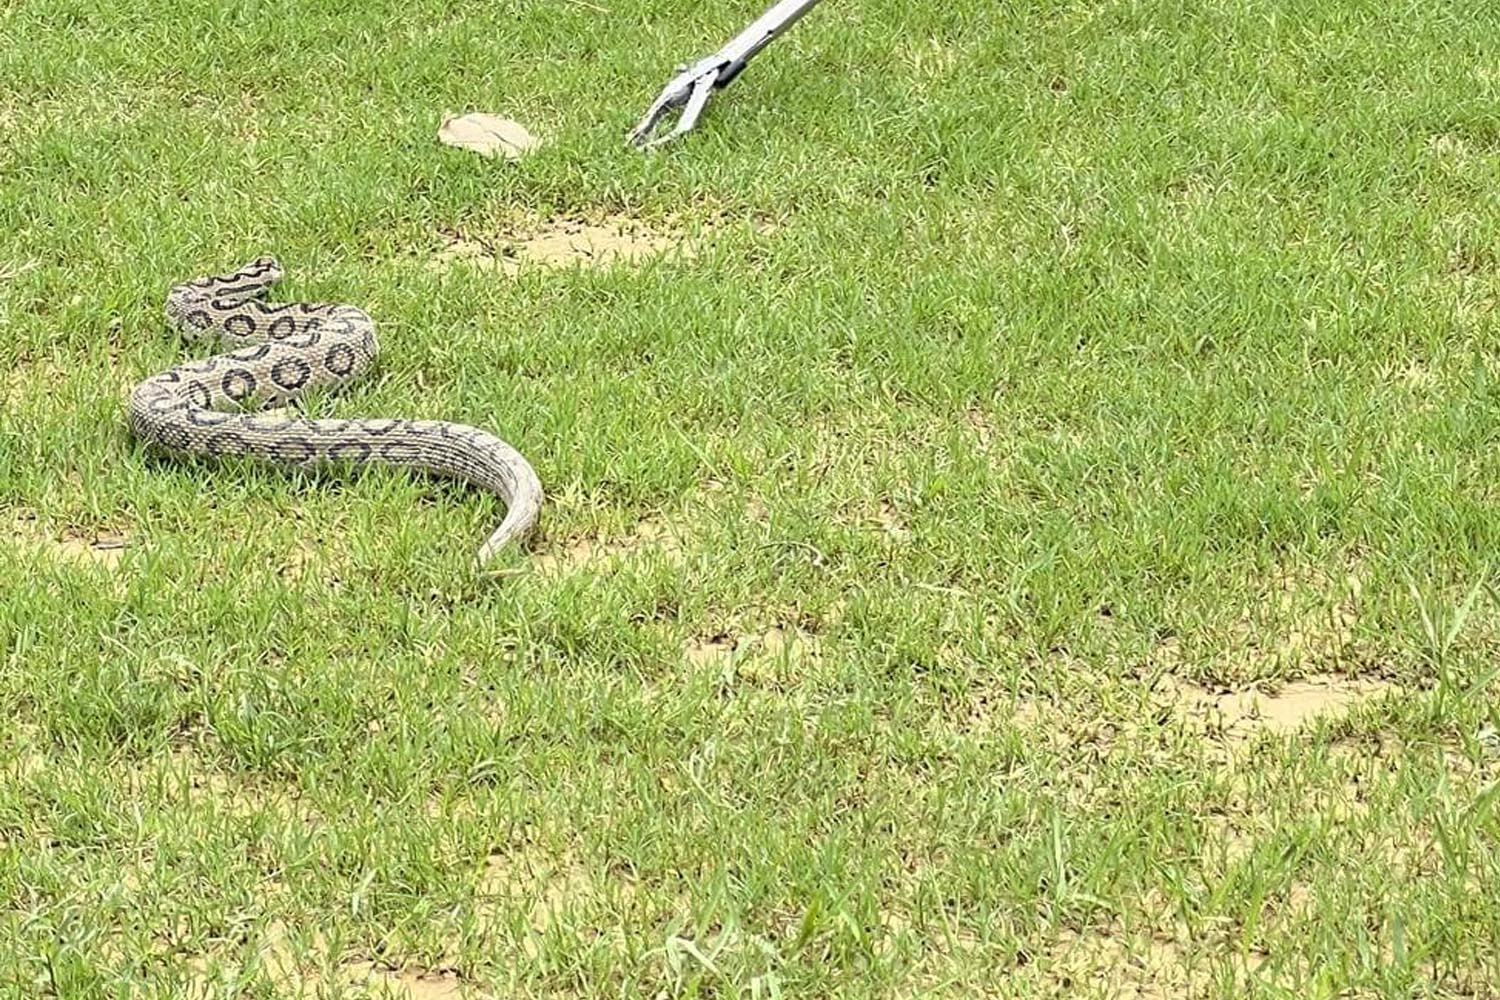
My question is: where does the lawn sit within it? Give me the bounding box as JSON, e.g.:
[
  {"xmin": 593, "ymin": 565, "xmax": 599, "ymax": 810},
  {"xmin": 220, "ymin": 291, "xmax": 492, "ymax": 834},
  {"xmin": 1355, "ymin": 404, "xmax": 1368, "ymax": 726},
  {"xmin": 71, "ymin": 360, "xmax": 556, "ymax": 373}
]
[{"xmin": 3, "ymin": 0, "xmax": 1500, "ymax": 996}]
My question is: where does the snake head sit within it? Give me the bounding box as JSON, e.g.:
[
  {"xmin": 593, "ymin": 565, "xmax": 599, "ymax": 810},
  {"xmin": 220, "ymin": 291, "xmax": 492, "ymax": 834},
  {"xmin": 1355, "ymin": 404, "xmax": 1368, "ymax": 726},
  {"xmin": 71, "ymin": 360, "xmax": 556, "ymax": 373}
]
[
  {"xmin": 164, "ymin": 257, "xmax": 285, "ymax": 337},
  {"xmin": 164, "ymin": 288, "xmax": 216, "ymax": 339}
]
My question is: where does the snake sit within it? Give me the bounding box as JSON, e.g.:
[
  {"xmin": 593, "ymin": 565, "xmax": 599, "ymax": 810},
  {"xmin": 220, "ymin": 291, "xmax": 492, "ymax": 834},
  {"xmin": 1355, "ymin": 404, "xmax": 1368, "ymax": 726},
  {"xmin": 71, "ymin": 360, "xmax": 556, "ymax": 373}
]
[{"xmin": 127, "ymin": 257, "xmax": 542, "ymax": 565}]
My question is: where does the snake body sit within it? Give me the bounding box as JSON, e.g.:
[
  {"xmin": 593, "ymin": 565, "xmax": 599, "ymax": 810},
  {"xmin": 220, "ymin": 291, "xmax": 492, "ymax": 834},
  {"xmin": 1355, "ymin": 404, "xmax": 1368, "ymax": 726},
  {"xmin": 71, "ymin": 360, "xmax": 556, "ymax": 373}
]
[{"xmin": 128, "ymin": 257, "xmax": 542, "ymax": 564}]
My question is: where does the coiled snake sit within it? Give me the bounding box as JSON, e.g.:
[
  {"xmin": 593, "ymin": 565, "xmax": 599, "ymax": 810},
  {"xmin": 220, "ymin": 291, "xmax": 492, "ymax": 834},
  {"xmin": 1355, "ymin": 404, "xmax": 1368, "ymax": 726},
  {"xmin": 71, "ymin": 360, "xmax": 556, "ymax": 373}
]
[{"xmin": 128, "ymin": 257, "xmax": 542, "ymax": 564}]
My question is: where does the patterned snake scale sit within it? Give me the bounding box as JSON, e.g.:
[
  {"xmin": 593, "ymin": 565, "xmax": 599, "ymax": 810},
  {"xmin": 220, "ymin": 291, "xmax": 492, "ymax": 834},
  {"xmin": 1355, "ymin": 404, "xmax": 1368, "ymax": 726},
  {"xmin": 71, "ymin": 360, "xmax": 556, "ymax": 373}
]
[{"xmin": 128, "ymin": 257, "xmax": 542, "ymax": 564}]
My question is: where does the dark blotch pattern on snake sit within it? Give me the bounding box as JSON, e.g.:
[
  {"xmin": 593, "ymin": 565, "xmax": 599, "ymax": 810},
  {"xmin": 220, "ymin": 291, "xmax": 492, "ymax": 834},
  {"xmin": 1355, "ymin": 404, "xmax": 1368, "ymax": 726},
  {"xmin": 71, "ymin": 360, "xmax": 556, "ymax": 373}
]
[{"xmin": 128, "ymin": 257, "xmax": 542, "ymax": 564}]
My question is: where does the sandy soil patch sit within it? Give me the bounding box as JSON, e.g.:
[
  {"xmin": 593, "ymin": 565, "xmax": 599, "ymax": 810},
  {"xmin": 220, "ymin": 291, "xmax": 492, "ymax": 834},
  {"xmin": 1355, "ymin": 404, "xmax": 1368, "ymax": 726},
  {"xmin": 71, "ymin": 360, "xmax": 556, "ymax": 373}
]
[
  {"xmin": 232, "ymin": 921, "xmax": 477, "ymax": 999},
  {"xmin": 1045, "ymin": 926, "xmax": 1207, "ymax": 999},
  {"xmin": 2, "ymin": 354, "xmax": 70, "ymax": 408},
  {"xmin": 1155, "ymin": 672, "xmax": 1396, "ymax": 743},
  {"xmin": 685, "ymin": 623, "xmax": 816, "ymax": 666},
  {"xmin": 433, "ymin": 212, "xmax": 693, "ymax": 275},
  {"xmin": 533, "ymin": 515, "xmax": 682, "ymax": 575},
  {"xmin": 6, "ymin": 507, "xmax": 130, "ymax": 568},
  {"xmin": 431, "ymin": 206, "xmax": 774, "ymax": 276}
]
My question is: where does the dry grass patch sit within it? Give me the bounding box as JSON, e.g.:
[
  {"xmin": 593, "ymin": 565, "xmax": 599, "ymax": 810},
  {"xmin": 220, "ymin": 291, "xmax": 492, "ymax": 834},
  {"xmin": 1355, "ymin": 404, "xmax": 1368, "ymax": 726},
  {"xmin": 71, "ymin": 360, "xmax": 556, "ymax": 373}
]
[
  {"xmin": 339, "ymin": 963, "xmax": 469, "ymax": 999},
  {"xmin": 0, "ymin": 258, "xmax": 38, "ymax": 281},
  {"xmin": 273, "ymin": 535, "xmax": 350, "ymax": 589},
  {"xmin": 963, "ymin": 406, "xmax": 1000, "ymax": 448},
  {"xmin": 1149, "ymin": 560, "xmax": 1376, "ymax": 683},
  {"xmin": 1427, "ymin": 132, "xmax": 1472, "ymax": 159},
  {"xmin": 902, "ymin": 38, "xmax": 960, "ymax": 79},
  {"xmin": 184, "ymin": 844, "xmax": 616, "ymax": 999},
  {"xmin": 870, "ymin": 500, "xmax": 913, "ymax": 542},
  {"xmin": 946, "ymin": 674, "xmax": 1055, "ymax": 735},
  {"xmin": 684, "ymin": 631, "xmax": 737, "ymax": 666}
]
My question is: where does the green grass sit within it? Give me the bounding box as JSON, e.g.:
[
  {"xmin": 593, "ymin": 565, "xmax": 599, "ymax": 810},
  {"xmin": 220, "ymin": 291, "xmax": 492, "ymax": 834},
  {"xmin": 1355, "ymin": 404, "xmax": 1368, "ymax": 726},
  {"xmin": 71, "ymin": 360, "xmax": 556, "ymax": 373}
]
[{"xmin": 4, "ymin": 0, "xmax": 1500, "ymax": 995}]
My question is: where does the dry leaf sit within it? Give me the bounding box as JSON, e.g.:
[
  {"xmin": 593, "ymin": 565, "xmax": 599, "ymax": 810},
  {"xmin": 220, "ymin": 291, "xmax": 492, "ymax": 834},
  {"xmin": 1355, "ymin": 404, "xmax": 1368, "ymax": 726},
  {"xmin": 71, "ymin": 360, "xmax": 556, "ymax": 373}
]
[{"xmin": 437, "ymin": 113, "xmax": 541, "ymax": 160}]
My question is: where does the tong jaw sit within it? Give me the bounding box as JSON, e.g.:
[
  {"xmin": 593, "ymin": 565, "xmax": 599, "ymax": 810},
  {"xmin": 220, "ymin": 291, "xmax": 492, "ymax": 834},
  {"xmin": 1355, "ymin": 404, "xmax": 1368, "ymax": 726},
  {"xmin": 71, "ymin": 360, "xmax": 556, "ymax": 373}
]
[
  {"xmin": 626, "ymin": 54, "xmax": 731, "ymax": 149},
  {"xmin": 626, "ymin": 0, "xmax": 823, "ymax": 149}
]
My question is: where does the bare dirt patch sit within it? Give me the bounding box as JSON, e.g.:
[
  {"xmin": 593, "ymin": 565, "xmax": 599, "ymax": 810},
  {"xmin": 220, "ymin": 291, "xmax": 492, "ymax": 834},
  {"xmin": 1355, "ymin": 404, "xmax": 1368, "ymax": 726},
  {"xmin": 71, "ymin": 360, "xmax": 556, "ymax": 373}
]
[
  {"xmin": 473, "ymin": 842, "xmax": 637, "ymax": 964},
  {"xmin": 685, "ymin": 631, "xmax": 738, "ymax": 667},
  {"xmin": 433, "ymin": 211, "xmax": 696, "ymax": 275},
  {"xmin": 431, "ymin": 205, "xmax": 777, "ymax": 275},
  {"xmin": 477, "ymin": 850, "xmax": 595, "ymax": 940},
  {"xmin": 685, "ymin": 623, "xmax": 817, "ymax": 667},
  {"xmin": 2, "ymin": 354, "xmax": 70, "ymax": 408},
  {"xmin": 340, "ymin": 962, "xmax": 468, "ymax": 999},
  {"xmin": 1046, "ymin": 926, "xmax": 1197, "ymax": 998},
  {"xmin": 683, "ymin": 622, "xmax": 821, "ymax": 692},
  {"xmin": 6, "ymin": 508, "xmax": 130, "ymax": 568},
  {"xmin": 1036, "ymin": 919, "xmax": 1269, "ymax": 999},
  {"xmin": 1146, "ymin": 561, "xmax": 1371, "ymax": 682},
  {"xmin": 140, "ymin": 752, "xmax": 269, "ymax": 815},
  {"xmin": 959, "ymin": 687, "xmax": 1048, "ymax": 732},
  {"xmin": 874, "ymin": 500, "xmax": 912, "ymax": 542},
  {"xmin": 1154, "ymin": 672, "xmax": 1396, "ymax": 743},
  {"xmin": 187, "ymin": 917, "xmax": 480, "ymax": 995},
  {"xmin": 533, "ymin": 515, "xmax": 682, "ymax": 575},
  {"xmin": 273, "ymin": 536, "xmax": 350, "ymax": 590},
  {"xmin": 57, "ymin": 527, "xmax": 130, "ymax": 566},
  {"xmin": 275, "ymin": 537, "xmax": 321, "ymax": 582},
  {"xmin": 1232, "ymin": 562, "xmax": 1366, "ymax": 674}
]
